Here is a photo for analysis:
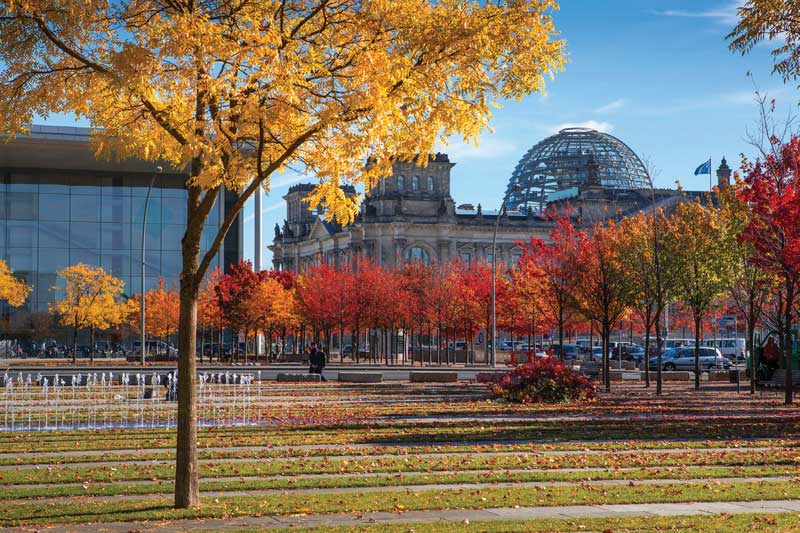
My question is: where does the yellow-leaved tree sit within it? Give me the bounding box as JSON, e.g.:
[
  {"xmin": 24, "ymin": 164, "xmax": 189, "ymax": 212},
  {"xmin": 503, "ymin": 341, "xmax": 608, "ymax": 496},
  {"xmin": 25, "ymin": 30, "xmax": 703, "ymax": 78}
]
[
  {"xmin": 0, "ymin": 0, "xmax": 565, "ymax": 507},
  {"xmin": 0, "ymin": 259, "xmax": 30, "ymax": 308},
  {"xmin": 50, "ymin": 264, "xmax": 131, "ymax": 363},
  {"xmin": 0, "ymin": 260, "xmax": 31, "ymax": 354}
]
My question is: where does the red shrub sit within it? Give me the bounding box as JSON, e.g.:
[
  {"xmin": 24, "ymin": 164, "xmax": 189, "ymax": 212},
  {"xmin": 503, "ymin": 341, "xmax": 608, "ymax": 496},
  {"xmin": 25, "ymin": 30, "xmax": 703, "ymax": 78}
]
[{"xmin": 485, "ymin": 357, "xmax": 596, "ymax": 404}]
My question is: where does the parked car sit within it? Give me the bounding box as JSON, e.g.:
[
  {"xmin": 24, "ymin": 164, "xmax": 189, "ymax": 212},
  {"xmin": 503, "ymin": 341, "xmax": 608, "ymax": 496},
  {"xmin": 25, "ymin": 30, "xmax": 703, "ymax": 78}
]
[
  {"xmin": 575, "ymin": 340, "xmax": 596, "ymax": 350},
  {"xmin": 342, "ymin": 344, "xmax": 371, "ymax": 355},
  {"xmin": 133, "ymin": 340, "xmax": 178, "ymax": 359},
  {"xmin": 648, "ymin": 347, "xmax": 729, "ymax": 371},
  {"xmin": 517, "ymin": 350, "xmax": 549, "ymax": 363},
  {"xmin": 550, "ymin": 344, "xmax": 580, "ymax": 359},
  {"xmin": 591, "ymin": 346, "xmax": 604, "ymax": 361},
  {"xmin": 611, "ymin": 344, "xmax": 646, "ymax": 362}
]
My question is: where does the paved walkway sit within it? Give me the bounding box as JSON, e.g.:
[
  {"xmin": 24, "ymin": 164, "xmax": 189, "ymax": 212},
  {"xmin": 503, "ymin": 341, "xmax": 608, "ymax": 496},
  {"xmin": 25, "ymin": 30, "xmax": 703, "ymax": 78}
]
[{"xmin": 8, "ymin": 499, "xmax": 800, "ymax": 532}]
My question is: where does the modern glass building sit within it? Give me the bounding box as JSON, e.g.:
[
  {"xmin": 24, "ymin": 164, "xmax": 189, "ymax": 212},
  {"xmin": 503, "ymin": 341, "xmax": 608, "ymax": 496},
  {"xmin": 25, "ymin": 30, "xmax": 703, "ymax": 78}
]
[{"xmin": 0, "ymin": 125, "xmax": 242, "ymax": 346}]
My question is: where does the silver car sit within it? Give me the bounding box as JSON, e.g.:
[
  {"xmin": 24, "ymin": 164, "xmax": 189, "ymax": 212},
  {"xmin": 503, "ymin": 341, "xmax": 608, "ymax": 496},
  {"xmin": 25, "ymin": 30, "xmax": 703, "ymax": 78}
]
[{"xmin": 657, "ymin": 347, "xmax": 728, "ymax": 371}]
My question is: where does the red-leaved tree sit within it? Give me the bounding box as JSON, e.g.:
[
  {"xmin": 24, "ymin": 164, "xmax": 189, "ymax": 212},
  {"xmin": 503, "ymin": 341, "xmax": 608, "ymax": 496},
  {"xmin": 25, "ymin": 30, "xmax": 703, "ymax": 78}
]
[{"xmin": 737, "ymin": 135, "xmax": 800, "ymax": 404}]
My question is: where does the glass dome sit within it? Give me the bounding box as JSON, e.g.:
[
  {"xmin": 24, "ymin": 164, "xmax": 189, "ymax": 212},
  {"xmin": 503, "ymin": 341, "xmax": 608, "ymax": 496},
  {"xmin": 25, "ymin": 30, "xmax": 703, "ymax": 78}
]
[{"xmin": 504, "ymin": 127, "xmax": 651, "ymax": 212}]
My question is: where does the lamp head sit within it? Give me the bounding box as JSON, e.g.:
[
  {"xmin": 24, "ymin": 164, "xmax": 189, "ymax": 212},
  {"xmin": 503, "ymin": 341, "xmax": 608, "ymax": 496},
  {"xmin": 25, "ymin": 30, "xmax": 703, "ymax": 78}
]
[{"xmin": 155, "ymin": 166, "xmax": 163, "ymax": 173}]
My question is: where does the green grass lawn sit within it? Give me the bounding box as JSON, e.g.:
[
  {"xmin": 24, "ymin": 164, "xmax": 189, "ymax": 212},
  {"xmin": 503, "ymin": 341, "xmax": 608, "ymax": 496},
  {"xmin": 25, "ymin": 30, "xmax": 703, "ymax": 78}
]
[{"xmin": 0, "ymin": 382, "xmax": 795, "ymax": 530}]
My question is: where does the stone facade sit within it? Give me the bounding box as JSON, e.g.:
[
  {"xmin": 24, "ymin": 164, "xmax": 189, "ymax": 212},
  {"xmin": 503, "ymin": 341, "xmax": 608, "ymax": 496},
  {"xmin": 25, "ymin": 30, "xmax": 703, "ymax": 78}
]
[
  {"xmin": 270, "ymin": 154, "xmax": 553, "ymax": 271},
  {"xmin": 269, "ymin": 155, "xmax": 728, "ymax": 271}
]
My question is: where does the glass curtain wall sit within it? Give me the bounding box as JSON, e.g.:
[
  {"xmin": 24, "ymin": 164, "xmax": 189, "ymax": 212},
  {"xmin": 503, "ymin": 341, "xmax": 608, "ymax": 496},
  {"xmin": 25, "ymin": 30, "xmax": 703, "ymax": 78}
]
[{"xmin": 0, "ymin": 168, "xmax": 225, "ymax": 348}]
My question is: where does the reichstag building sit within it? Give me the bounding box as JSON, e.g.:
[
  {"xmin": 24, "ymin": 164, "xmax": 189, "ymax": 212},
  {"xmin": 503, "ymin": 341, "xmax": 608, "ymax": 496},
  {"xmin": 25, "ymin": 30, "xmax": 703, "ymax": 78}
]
[{"xmin": 271, "ymin": 127, "xmax": 732, "ymax": 271}]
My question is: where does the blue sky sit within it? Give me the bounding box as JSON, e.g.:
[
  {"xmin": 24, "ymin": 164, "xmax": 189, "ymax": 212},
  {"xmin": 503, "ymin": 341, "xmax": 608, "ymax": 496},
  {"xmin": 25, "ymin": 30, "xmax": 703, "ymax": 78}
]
[{"xmin": 39, "ymin": 1, "xmax": 794, "ymax": 265}]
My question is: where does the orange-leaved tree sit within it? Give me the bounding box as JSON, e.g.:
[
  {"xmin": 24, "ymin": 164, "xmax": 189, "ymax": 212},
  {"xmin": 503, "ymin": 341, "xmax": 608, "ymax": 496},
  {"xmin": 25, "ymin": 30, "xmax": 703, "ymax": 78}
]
[
  {"xmin": 247, "ymin": 276, "xmax": 296, "ymax": 360},
  {"xmin": 129, "ymin": 278, "xmax": 180, "ymax": 349},
  {"xmin": 0, "ymin": 0, "xmax": 565, "ymax": 507}
]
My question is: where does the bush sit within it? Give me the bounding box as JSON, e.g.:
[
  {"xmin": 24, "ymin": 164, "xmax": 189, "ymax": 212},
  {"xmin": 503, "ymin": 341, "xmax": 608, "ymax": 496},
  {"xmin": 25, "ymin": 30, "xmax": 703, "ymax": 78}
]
[{"xmin": 481, "ymin": 356, "xmax": 597, "ymax": 404}]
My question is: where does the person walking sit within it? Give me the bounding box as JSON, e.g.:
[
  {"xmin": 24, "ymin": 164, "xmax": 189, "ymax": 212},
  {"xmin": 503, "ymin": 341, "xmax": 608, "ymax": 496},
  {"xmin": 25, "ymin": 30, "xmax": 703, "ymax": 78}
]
[
  {"xmin": 314, "ymin": 346, "xmax": 328, "ymax": 382},
  {"xmin": 308, "ymin": 341, "xmax": 327, "ymax": 381}
]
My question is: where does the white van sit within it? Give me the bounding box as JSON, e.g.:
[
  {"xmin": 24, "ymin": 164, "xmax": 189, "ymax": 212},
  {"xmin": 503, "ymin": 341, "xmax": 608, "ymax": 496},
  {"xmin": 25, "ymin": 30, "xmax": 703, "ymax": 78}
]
[
  {"xmin": 700, "ymin": 338, "xmax": 747, "ymax": 361},
  {"xmin": 662, "ymin": 339, "xmax": 695, "ymax": 350}
]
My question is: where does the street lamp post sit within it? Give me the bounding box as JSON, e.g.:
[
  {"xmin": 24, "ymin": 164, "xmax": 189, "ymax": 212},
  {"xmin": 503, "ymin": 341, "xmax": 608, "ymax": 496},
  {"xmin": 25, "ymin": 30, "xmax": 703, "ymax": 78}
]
[
  {"xmin": 141, "ymin": 166, "xmax": 163, "ymax": 366},
  {"xmin": 490, "ymin": 184, "xmax": 520, "ymax": 367}
]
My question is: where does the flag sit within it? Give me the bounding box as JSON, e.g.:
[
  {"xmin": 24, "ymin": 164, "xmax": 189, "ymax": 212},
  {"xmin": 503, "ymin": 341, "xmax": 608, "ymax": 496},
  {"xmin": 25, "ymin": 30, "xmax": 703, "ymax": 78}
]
[{"xmin": 694, "ymin": 160, "xmax": 710, "ymax": 175}]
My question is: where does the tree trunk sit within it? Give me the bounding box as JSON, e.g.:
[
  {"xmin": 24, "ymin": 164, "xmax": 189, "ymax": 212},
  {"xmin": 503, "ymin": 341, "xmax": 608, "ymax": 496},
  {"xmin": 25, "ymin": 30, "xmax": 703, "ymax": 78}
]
[
  {"xmin": 643, "ymin": 323, "xmax": 651, "ymax": 388},
  {"xmin": 694, "ymin": 315, "xmax": 701, "ymax": 390},
  {"xmin": 602, "ymin": 324, "xmax": 610, "ymax": 392},
  {"xmin": 558, "ymin": 305, "xmax": 564, "ymax": 361},
  {"xmin": 783, "ymin": 282, "xmax": 794, "ymax": 405},
  {"xmin": 175, "ymin": 277, "xmax": 200, "ymax": 508},
  {"xmin": 747, "ymin": 322, "xmax": 756, "ymax": 395},
  {"xmin": 655, "ymin": 306, "xmax": 663, "ymax": 396},
  {"xmin": 89, "ymin": 327, "xmax": 95, "ymax": 363},
  {"xmin": 72, "ymin": 325, "xmax": 78, "ymax": 364}
]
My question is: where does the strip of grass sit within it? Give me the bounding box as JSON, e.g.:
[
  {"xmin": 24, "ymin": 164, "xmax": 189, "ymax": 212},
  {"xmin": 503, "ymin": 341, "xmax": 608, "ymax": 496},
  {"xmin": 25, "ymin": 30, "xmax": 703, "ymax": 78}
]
[
  {"xmin": 1, "ymin": 438, "xmax": 789, "ymax": 467},
  {"xmin": 2, "ymin": 479, "xmax": 800, "ymax": 527},
  {"xmin": 2, "ymin": 416, "xmax": 798, "ymax": 453},
  {"xmin": 1, "ymin": 464, "xmax": 799, "ymax": 500},
  {"xmin": 1, "ymin": 446, "xmax": 794, "ymax": 485},
  {"xmin": 262, "ymin": 513, "xmax": 800, "ymax": 533}
]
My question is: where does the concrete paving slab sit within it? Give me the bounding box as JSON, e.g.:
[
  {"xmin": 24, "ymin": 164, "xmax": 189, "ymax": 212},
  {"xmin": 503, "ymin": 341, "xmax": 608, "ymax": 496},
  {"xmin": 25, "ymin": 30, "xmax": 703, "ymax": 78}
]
[{"xmin": 10, "ymin": 499, "xmax": 800, "ymax": 533}]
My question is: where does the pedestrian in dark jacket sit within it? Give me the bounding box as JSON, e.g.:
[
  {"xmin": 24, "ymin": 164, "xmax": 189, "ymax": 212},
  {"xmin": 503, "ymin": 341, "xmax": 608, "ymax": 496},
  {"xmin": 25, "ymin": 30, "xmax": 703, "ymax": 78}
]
[{"xmin": 308, "ymin": 342, "xmax": 327, "ymax": 381}]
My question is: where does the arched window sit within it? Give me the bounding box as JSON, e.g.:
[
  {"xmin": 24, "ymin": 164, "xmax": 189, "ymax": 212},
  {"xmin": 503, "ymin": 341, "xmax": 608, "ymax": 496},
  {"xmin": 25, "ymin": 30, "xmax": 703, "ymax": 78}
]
[
  {"xmin": 405, "ymin": 246, "xmax": 431, "ymax": 265},
  {"xmin": 411, "ymin": 176, "xmax": 420, "ymax": 191},
  {"xmin": 427, "ymin": 176, "xmax": 434, "ymax": 192},
  {"xmin": 396, "ymin": 175, "xmax": 404, "ymax": 191}
]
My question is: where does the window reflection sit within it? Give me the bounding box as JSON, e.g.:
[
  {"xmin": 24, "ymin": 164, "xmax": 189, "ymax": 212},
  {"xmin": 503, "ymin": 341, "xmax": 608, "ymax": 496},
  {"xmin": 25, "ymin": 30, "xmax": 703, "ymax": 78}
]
[{"xmin": 0, "ymin": 169, "xmax": 224, "ymax": 322}]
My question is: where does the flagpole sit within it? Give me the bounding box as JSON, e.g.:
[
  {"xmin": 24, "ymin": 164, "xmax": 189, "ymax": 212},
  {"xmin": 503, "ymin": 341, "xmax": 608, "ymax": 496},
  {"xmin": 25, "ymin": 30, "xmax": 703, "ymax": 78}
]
[{"xmin": 708, "ymin": 156, "xmax": 712, "ymax": 191}]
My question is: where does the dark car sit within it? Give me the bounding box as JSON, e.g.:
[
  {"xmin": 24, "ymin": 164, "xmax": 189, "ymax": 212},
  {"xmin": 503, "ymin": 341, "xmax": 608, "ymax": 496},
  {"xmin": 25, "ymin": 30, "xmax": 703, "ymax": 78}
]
[
  {"xmin": 551, "ymin": 344, "xmax": 580, "ymax": 359},
  {"xmin": 612, "ymin": 345, "xmax": 645, "ymax": 362}
]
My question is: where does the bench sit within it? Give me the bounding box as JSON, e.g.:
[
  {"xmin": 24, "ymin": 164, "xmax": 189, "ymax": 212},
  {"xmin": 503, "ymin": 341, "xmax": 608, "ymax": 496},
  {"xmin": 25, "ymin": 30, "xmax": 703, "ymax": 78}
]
[
  {"xmin": 580, "ymin": 362, "xmax": 601, "ymax": 377},
  {"xmin": 608, "ymin": 370, "xmax": 642, "ymax": 381},
  {"xmin": 410, "ymin": 371, "xmax": 458, "ymax": 383},
  {"xmin": 337, "ymin": 372, "xmax": 382, "ymax": 383},
  {"xmin": 276, "ymin": 373, "xmax": 321, "ymax": 383},
  {"xmin": 707, "ymin": 370, "xmax": 731, "ymax": 382},
  {"xmin": 762, "ymin": 369, "xmax": 800, "ymax": 389},
  {"xmin": 661, "ymin": 371, "xmax": 693, "ymax": 381}
]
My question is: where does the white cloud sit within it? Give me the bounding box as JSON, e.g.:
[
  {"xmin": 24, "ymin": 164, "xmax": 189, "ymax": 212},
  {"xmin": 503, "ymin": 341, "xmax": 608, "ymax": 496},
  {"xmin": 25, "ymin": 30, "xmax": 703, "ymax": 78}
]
[
  {"xmin": 262, "ymin": 201, "xmax": 285, "ymax": 214},
  {"xmin": 640, "ymin": 87, "xmax": 787, "ymax": 116},
  {"xmin": 437, "ymin": 135, "xmax": 518, "ymax": 161},
  {"xmin": 242, "ymin": 201, "xmax": 285, "ymax": 225},
  {"xmin": 270, "ymin": 173, "xmax": 308, "ymax": 189},
  {"xmin": 546, "ymin": 121, "xmax": 614, "ymax": 135},
  {"xmin": 593, "ymin": 98, "xmax": 626, "ymax": 114},
  {"xmin": 653, "ymin": 1, "xmax": 743, "ymax": 26}
]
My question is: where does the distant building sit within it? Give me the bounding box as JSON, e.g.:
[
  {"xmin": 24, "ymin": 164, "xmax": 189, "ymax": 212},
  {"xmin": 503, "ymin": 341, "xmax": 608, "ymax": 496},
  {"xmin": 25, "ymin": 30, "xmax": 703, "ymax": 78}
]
[
  {"xmin": 271, "ymin": 154, "xmax": 552, "ymax": 271},
  {"xmin": 271, "ymin": 128, "xmax": 729, "ymax": 272},
  {"xmin": 0, "ymin": 125, "xmax": 243, "ymax": 342}
]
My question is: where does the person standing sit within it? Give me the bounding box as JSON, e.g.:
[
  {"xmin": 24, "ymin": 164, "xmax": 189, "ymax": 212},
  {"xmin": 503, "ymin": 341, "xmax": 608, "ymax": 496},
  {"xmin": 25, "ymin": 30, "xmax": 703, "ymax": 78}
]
[
  {"xmin": 314, "ymin": 346, "xmax": 327, "ymax": 382},
  {"xmin": 307, "ymin": 341, "xmax": 327, "ymax": 381}
]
